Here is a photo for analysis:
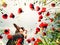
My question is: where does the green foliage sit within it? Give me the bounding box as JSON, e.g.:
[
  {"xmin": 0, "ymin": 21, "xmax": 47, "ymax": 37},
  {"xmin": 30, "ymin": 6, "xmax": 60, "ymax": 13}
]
[
  {"xmin": 38, "ymin": 29, "xmax": 60, "ymax": 45},
  {"xmin": 0, "ymin": 29, "xmax": 4, "ymax": 34}
]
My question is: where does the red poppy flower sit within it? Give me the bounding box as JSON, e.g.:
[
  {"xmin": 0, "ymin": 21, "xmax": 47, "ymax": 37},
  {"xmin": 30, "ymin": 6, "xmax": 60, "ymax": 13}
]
[
  {"xmin": 16, "ymin": 43, "xmax": 21, "ymax": 45},
  {"xmin": 16, "ymin": 38, "xmax": 22, "ymax": 45},
  {"xmin": 50, "ymin": 18, "xmax": 54, "ymax": 22},
  {"xmin": 52, "ymin": 27, "xmax": 55, "ymax": 31},
  {"xmin": 39, "ymin": 15, "xmax": 43, "ymax": 19},
  {"xmin": 7, "ymin": 34, "xmax": 13, "ymax": 39},
  {"xmin": 41, "ymin": 7, "xmax": 46, "ymax": 12},
  {"xmin": 2, "ymin": 14, "xmax": 8, "ymax": 19},
  {"xmin": 34, "ymin": 38, "xmax": 42, "ymax": 45},
  {"xmin": 38, "ymin": 12, "xmax": 42, "ymax": 15},
  {"xmin": 29, "ymin": 3, "xmax": 34, "ymax": 10},
  {"xmin": 31, "ymin": 37, "xmax": 35, "ymax": 41},
  {"xmin": 39, "ymin": 22, "xmax": 48, "ymax": 28},
  {"xmin": 42, "ymin": 32, "xmax": 46, "ymax": 36},
  {"xmin": 27, "ymin": 39, "xmax": 31, "ymax": 43},
  {"xmin": 35, "ymin": 27, "xmax": 40, "ymax": 34},
  {"xmin": 46, "ymin": 12, "xmax": 50, "ymax": 16},
  {"xmin": 35, "ymin": 31, "xmax": 38, "ymax": 34},
  {"xmin": 17, "ymin": 38, "xmax": 23, "ymax": 43},
  {"xmin": 51, "ymin": 3, "xmax": 55, "ymax": 7},
  {"xmin": 36, "ymin": 38, "xmax": 42, "ymax": 42},
  {"xmin": 36, "ymin": 6, "xmax": 40, "ymax": 11},
  {"xmin": 10, "ymin": 13, "xmax": 15, "ymax": 18},
  {"xmin": 4, "ymin": 29, "xmax": 10, "ymax": 35},
  {"xmin": 0, "ymin": 35, "xmax": 3, "ymax": 39},
  {"xmin": 36, "ymin": 27, "xmax": 40, "ymax": 32},
  {"xmin": 34, "ymin": 41, "xmax": 38, "ymax": 45},
  {"xmin": 38, "ymin": 19, "xmax": 41, "ymax": 22},
  {"xmin": 18, "ymin": 8, "xmax": 23, "ymax": 14}
]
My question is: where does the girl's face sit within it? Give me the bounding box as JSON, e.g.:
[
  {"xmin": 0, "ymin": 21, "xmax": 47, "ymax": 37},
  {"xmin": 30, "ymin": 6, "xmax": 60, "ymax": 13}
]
[{"xmin": 19, "ymin": 29, "xmax": 24, "ymax": 34}]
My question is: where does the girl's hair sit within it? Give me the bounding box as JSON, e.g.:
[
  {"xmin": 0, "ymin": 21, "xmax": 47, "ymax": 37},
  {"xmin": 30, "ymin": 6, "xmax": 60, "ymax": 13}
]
[
  {"xmin": 20, "ymin": 27, "xmax": 25, "ymax": 31},
  {"xmin": 13, "ymin": 23, "xmax": 25, "ymax": 33},
  {"xmin": 15, "ymin": 27, "xmax": 25, "ymax": 33}
]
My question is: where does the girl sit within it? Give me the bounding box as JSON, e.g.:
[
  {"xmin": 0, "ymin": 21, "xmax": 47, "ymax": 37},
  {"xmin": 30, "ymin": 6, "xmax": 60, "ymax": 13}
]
[{"xmin": 6, "ymin": 23, "xmax": 27, "ymax": 45}]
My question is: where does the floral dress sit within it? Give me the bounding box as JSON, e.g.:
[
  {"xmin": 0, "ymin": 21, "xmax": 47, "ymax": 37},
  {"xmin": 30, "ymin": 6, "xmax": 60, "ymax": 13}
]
[{"xmin": 6, "ymin": 33, "xmax": 24, "ymax": 45}]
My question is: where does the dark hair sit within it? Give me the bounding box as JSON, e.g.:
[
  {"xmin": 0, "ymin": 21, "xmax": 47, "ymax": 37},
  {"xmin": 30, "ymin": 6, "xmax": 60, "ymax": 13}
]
[
  {"xmin": 20, "ymin": 27, "xmax": 25, "ymax": 31},
  {"xmin": 13, "ymin": 23, "xmax": 25, "ymax": 33},
  {"xmin": 15, "ymin": 27, "xmax": 25, "ymax": 33}
]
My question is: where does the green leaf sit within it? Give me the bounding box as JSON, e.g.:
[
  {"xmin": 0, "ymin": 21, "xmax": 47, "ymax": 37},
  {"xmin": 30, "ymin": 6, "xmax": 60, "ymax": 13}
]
[
  {"xmin": 0, "ymin": 30, "xmax": 4, "ymax": 34},
  {"xmin": 38, "ymin": 42, "xmax": 43, "ymax": 45},
  {"xmin": 56, "ymin": 13, "xmax": 60, "ymax": 16},
  {"xmin": 49, "ymin": 42, "xmax": 56, "ymax": 45},
  {"xmin": 57, "ymin": 24, "xmax": 60, "ymax": 27}
]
